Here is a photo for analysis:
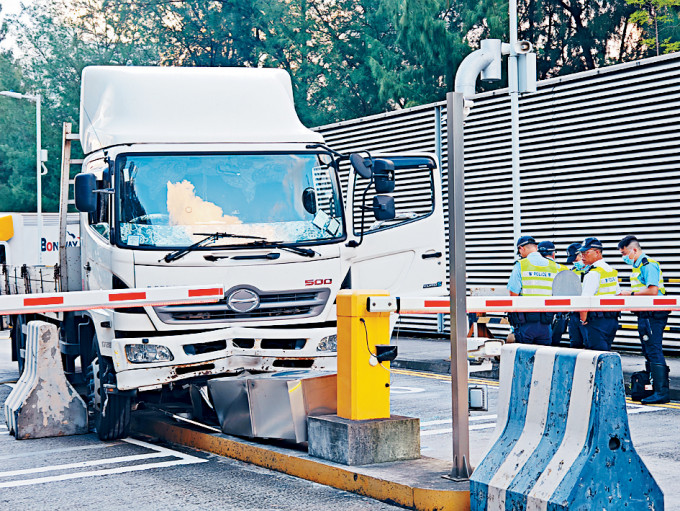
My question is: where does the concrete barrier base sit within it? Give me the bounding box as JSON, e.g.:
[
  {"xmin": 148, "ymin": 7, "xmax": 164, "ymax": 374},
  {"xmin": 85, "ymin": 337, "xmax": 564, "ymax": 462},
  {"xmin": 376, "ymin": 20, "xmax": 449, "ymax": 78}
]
[
  {"xmin": 4, "ymin": 321, "xmax": 88, "ymax": 439},
  {"xmin": 308, "ymin": 414, "xmax": 420, "ymax": 466}
]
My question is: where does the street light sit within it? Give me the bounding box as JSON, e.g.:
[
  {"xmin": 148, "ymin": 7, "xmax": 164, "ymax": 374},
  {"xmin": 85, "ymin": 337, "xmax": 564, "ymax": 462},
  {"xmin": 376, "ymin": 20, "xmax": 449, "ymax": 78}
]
[{"xmin": 0, "ymin": 90, "xmax": 47, "ymax": 264}]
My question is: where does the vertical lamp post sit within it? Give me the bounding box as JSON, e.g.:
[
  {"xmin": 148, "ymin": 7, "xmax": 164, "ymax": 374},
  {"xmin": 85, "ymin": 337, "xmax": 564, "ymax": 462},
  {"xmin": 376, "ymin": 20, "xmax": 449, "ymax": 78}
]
[{"xmin": 0, "ymin": 91, "xmax": 45, "ymax": 264}]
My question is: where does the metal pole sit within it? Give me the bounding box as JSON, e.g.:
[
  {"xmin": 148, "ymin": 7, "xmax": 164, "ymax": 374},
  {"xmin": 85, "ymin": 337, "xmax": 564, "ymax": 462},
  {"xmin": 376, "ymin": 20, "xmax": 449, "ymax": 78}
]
[
  {"xmin": 36, "ymin": 94, "xmax": 43, "ymax": 265},
  {"xmin": 509, "ymin": 0, "xmax": 522, "ymax": 241},
  {"xmin": 446, "ymin": 91, "xmax": 471, "ymax": 480}
]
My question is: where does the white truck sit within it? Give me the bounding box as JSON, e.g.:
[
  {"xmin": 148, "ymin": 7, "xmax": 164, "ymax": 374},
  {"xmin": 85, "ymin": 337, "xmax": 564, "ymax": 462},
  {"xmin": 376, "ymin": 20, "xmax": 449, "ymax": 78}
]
[{"xmin": 7, "ymin": 66, "xmax": 446, "ymax": 439}]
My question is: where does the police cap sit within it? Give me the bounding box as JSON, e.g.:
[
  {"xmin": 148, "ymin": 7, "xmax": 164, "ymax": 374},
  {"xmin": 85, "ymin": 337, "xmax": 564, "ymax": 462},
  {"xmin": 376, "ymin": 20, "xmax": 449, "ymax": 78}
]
[
  {"xmin": 516, "ymin": 235, "xmax": 536, "ymax": 248},
  {"xmin": 566, "ymin": 242, "xmax": 581, "ymax": 264},
  {"xmin": 577, "ymin": 237, "xmax": 604, "ymax": 252},
  {"xmin": 537, "ymin": 240, "xmax": 556, "ymax": 257},
  {"xmin": 618, "ymin": 235, "xmax": 638, "ymax": 250}
]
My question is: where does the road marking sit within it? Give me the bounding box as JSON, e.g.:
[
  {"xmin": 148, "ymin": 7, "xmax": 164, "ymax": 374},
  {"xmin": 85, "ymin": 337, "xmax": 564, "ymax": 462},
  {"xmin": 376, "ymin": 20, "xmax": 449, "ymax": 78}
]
[
  {"xmin": 390, "ymin": 386, "xmax": 425, "ymax": 394},
  {"xmin": 421, "ymin": 414, "xmax": 497, "ymax": 427},
  {"xmin": 627, "ymin": 404, "xmax": 663, "ymax": 414},
  {"xmin": 0, "ymin": 442, "xmax": 121, "ymax": 461},
  {"xmin": 418, "ymin": 403, "xmax": 659, "ymax": 438},
  {"xmin": 0, "ymin": 437, "xmax": 206, "ymax": 488},
  {"xmin": 421, "ymin": 423, "xmax": 496, "ymax": 437},
  {"xmin": 392, "ymin": 368, "xmax": 499, "ymax": 387},
  {"xmin": 393, "ymin": 368, "xmax": 680, "ymax": 410}
]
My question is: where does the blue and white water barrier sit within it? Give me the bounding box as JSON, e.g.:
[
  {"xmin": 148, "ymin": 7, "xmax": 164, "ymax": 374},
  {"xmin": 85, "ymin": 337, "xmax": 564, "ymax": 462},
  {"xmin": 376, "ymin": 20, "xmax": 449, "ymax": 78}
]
[{"xmin": 470, "ymin": 344, "xmax": 663, "ymax": 510}]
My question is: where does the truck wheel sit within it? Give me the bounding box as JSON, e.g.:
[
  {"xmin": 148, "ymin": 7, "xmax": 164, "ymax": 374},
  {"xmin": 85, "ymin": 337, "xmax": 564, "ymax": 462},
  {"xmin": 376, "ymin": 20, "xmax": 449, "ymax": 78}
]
[
  {"xmin": 86, "ymin": 336, "xmax": 131, "ymax": 440},
  {"xmin": 11, "ymin": 315, "xmax": 27, "ymax": 374}
]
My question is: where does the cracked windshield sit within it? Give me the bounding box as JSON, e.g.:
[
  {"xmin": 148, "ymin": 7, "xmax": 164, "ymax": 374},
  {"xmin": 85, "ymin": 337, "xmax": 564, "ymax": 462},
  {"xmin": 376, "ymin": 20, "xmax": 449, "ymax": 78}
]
[{"xmin": 117, "ymin": 153, "xmax": 344, "ymax": 248}]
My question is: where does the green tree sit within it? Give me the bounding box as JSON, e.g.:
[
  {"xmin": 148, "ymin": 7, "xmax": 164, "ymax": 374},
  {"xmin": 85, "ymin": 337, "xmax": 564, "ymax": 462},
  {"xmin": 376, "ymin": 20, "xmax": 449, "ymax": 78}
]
[
  {"xmin": 627, "ymin": 0, "xmax": 680, "ymax": 55},
  {"xmin": 519, "ymin": 0, "xmax": 640, "ymax": 78},
  {"xmin": 0, "ymin": 11, "xmax": 38, "ymax": 212}
]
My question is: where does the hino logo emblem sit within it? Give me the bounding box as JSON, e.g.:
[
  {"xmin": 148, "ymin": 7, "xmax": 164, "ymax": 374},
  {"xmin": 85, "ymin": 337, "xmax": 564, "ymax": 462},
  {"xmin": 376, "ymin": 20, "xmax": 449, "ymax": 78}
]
[{"xmin": 226, "ymin": 288, "xmax": 260, "ymax": 313}]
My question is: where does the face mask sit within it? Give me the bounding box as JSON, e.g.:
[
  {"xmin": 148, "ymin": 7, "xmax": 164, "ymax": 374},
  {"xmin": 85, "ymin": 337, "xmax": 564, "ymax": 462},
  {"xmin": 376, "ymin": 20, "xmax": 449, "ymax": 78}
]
[
  {"xmin": 622, "ymin": 255, "xmax": 634, "ymax": 265},
  {"xmin": 573, "ymin": 261, "xmax": 585, "ymax": 271}
]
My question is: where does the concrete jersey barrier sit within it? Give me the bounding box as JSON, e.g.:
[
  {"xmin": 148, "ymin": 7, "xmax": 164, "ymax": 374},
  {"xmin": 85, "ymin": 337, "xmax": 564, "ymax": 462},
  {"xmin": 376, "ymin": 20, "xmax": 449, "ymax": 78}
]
[
  {"xmin": 470, "ymin": 344, "xmax": 663, "ymax": 510},
  {"xmin": 4, "ymin": 321, "xmax": 88, "ymax": 439}
]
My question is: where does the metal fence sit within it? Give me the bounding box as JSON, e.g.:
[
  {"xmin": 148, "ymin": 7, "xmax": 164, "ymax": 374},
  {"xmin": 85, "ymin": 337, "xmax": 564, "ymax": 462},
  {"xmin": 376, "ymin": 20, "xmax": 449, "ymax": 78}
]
[{"xmin": 315, "ymin": 52, "xmax": 680, "ymax": 353}]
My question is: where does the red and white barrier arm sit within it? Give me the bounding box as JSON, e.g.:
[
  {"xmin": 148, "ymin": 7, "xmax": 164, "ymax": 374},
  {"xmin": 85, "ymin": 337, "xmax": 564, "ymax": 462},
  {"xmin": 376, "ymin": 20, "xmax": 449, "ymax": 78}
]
[
  {"xmin": 0, "ymin": 285, "xmax": 224, "ymax": 316},
  {"xmin": 367, "ymin": 295, "xmax": 680, "ymax": 314}
]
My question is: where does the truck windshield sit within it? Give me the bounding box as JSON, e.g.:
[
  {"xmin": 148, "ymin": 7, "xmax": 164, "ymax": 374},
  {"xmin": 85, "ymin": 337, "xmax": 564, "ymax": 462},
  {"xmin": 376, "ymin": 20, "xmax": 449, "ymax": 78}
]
[{"xmin": 116, "ymin": 153, "xmax": 344, "ymax": 249}]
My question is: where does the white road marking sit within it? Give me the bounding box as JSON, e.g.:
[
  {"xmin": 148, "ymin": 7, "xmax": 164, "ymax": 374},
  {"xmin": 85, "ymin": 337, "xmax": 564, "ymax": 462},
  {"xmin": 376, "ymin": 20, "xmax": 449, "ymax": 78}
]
[
  {"xmin": 420, "ymin": 414, "xmax": 497, "ymax": 427},
  {"xmin": 0, "ymin": 437, "xmax": 206, "ymax": 488},
  {"xmin": 421, "ymin": 423, "xmax": 496, "ymax": 437},
  {"xmin": 0, "ymin": 442, "xmax": 121, "ymax": 461},
  {"xmin": 627, "ymin": 404, "xmax": 662, "ymax": 414},
  {"xmin": 390, "ymin": 386, "xmax": 425, "ymax": 394}
]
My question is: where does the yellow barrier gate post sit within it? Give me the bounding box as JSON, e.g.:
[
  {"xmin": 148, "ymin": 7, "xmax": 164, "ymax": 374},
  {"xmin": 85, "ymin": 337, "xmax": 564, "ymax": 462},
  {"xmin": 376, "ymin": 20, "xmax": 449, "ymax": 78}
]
[
  {"xmin": 337, "ymin": 289, "xmax": 391, "ymax": 420},
  {"xmin": 308, "ymin": 290, "xmax": 420, "ymax": 466}
]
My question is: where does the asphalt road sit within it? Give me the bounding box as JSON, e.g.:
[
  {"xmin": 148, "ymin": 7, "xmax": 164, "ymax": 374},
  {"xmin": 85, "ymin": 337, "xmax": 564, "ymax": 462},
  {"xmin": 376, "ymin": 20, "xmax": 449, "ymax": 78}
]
[
  {"xmin": 0, "ymin": 337, "xmax": 401, "ymax": 511},
  {"xmin": 2, "ymin": 336, "xmax": 679, "ymax": 509}
]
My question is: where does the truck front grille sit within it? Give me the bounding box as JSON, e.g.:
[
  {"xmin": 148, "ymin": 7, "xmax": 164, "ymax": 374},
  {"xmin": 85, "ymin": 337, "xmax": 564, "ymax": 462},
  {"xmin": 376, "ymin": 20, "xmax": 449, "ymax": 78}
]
[{"xmin": 154, "ymin": 288, "xmax": 330, "ymax": 324}]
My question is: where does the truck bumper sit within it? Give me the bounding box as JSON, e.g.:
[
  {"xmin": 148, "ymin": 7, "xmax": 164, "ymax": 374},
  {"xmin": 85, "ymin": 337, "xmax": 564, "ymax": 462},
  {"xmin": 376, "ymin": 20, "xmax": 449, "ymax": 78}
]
[{"xmin": 111, "ymin": 326, "xmax": 337, "ymax": 391}]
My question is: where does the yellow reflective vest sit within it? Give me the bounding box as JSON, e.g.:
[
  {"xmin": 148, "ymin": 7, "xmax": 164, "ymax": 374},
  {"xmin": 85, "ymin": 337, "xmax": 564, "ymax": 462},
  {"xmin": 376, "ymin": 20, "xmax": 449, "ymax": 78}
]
[
  {"xmin": 519, "ymin": 257, "xmax": 560, "ymax": 296},
  {"xmin": 590, "ymin": 266, "xmax": 619, "ymax": 296},
  {"xmin": 631, "ymin": 257, "xmax": 666, "ymax": 295}
]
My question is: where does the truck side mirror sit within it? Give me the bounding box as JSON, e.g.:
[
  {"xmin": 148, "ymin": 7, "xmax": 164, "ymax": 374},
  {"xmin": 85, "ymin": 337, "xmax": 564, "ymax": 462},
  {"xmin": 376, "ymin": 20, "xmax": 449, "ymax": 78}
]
[
  {"xmin": 373, "ymin": 195, "xmax": 395, "ymax": 221},
  {"xmin": 350, "ymin": 153, "xmax": 373, "ymax": 179},
  {"xmin": 372, "ymin": 159, "xmax": 395, "ymax": 193},
  {"xmin": 74, "ymin": 173, "xmax": 97, "ymax": 213},
  {"xmin": 302, "ymin": 187, "xmax": 317, "ymax": 214}
]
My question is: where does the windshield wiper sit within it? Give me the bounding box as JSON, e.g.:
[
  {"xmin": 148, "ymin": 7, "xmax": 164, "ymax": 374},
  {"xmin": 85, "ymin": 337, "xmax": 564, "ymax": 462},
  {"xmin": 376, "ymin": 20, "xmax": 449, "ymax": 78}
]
[
  {"xmin": 239, "ymin": 240, "xmax": 317, "ymax": 258},
  {"xmin": 161, "ymin": 232, "xmax": 266, "ymax": 263}
]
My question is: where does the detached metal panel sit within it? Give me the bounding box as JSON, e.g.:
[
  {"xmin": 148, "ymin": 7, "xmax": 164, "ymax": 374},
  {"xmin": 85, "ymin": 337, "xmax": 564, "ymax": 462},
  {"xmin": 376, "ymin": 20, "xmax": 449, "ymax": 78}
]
[{"xmin": 315, "ymin": 53, "xmax": 680, "ymax": 353}]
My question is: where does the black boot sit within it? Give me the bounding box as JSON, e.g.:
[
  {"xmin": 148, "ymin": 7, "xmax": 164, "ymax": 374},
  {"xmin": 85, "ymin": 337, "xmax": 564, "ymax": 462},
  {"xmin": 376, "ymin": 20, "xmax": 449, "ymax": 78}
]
[{"xmin": 642, "ymin": 364, "xmax": 670, "ymax": 405}]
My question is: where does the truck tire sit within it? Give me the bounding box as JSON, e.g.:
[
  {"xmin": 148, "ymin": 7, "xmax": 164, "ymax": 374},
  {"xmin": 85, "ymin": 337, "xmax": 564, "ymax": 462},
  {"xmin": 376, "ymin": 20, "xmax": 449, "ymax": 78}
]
[
  {"xmin": 86, "ymin": 336, "xmax": 131, "ymax": 440},
  {"xmin": 11, "ymin": 315, "xmax": 27, "ymax": 374}
]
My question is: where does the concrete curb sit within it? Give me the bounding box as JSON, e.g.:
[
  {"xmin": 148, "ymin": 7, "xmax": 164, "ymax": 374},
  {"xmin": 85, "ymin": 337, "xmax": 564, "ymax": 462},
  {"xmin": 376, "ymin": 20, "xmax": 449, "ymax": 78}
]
[
  {"xmin": 393, "ymin": 357, "xmax": 680, "ymax": 401},
  {"xmin": 131, "ymin": 412, "xmax": 470, "ymax": 511}
]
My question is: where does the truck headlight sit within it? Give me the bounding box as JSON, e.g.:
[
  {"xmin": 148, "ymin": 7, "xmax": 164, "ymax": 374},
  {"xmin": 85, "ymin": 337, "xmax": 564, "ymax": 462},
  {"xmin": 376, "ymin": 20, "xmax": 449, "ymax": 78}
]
[
  {"xmin": 317, "ymin": 334, "xmax": 337, "ymax": 352},
  {"xmin": 125, "ymin": 344, "xmax": 174, "ymax": 363}
]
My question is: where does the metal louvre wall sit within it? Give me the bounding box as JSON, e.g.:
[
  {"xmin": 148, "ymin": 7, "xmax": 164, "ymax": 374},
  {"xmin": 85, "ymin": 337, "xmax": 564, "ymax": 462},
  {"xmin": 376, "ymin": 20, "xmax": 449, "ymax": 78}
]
[{"xmin": 315, "ymin": 52, "xmax": 680, "ymax": 353}]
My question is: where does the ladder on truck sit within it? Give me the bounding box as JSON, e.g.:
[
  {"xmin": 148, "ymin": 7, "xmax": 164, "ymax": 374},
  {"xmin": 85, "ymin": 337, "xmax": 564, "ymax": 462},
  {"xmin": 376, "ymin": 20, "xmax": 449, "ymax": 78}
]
[
  {"xmin": 58, "ymin": 122, "xmax": 82, "ymax": 292},
  {"xmin": 58, "ymin": 122, "xmax": 84, "ymax": 382}
]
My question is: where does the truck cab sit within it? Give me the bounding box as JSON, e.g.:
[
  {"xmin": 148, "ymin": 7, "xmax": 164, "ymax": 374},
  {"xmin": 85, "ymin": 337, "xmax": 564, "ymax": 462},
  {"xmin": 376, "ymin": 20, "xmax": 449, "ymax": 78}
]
[{"xmin": 17, "ymin": 66, "xmax": 446, "ymax": 439}]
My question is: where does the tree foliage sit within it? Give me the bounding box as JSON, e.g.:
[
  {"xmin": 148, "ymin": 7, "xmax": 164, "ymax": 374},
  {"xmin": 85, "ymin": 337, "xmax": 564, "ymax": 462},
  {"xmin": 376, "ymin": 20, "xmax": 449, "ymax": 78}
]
[{"xmin": 0, "ymin": 0, "xmax": 678, "ymax": 212}]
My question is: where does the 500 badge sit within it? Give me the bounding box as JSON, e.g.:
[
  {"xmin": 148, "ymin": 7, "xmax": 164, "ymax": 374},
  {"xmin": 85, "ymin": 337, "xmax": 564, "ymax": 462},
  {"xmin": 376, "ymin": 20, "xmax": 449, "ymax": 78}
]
[{"xmin": 305, "ymin": 278, "xmax": 332, "ymax": 286}]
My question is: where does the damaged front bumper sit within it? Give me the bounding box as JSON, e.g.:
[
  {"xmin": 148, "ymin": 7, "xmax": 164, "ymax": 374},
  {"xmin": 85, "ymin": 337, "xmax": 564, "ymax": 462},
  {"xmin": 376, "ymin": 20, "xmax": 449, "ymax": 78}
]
[{"xmin": 110, "ymin": 326, "xmax": 337, "ymax": 391}]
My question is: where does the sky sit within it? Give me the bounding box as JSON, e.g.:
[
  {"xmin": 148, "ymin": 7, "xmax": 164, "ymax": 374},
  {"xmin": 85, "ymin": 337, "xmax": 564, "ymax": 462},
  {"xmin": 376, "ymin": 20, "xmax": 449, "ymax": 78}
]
[
  {"xmin": 1, "ymin": 0, "xmax": 26, "ymax": 17},
  {"xmin": 0, "ymin": 0, "xmax": 33, "ymax": 52}
]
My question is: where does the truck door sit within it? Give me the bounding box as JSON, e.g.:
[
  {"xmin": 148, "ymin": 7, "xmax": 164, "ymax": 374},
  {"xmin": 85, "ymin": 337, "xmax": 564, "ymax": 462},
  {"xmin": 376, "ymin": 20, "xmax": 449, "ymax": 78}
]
[{"xmin": 344, "ymin": 154, "xmax": 446, "ymax": 296}]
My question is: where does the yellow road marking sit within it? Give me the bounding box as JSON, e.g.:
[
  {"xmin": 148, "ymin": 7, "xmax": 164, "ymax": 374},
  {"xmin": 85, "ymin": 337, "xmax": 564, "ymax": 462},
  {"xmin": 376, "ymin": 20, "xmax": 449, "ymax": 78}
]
[
  {"xmin": 392, "ymin": 368, "xmax": 680, "ymax": 409},
  {"xmin": 392, "ymin": 368, "xmax": 499, "ymax": 387}
]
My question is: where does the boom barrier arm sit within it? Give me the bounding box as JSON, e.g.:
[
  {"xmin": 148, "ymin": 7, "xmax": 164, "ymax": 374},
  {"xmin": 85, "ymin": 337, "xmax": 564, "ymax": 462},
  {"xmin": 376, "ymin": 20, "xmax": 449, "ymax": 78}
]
[
  {"xmin": 0, "ymin": 285, "xmax": 224, "ymax": 315},
  {"xmin": 368, "ymin": 295, "xmax": 680, "ymax": 314}
]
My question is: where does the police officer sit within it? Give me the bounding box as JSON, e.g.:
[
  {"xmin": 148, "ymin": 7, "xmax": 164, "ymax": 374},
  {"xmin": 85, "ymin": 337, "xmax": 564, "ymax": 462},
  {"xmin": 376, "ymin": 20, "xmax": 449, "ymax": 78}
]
[
  {"xmin": 566, "ymin": 242, "xmax": 589, "ymax": 348},
  {"xmin": 506, "ymin": 236, "xmax": 560, "ymax": 345},
  {"xmin": 579, "ymin": 238, "xmax": 620, "ymax": 351},
  {"xmin": 538, "ymin": 241, "xmax": 568, "ymax": 346},
  {"xmin": 618, "ymin": 235, "xmax": 670, "ymax": 404}
]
